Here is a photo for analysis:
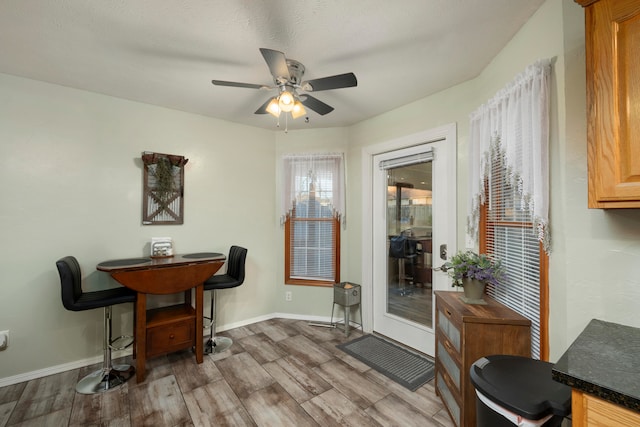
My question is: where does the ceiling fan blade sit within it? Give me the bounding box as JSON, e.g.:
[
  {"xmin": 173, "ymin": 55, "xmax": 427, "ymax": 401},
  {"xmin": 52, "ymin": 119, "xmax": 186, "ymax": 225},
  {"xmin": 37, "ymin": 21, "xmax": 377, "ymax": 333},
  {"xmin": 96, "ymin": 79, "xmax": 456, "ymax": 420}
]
[
  {"xmin": 254, "ymin": 97, "xmax": 276, "ymax": 114},
  {"xmin": 300, "ymin": 95, "xmax": 334, "ymax": 115},
  {"xmin": 301, "ymin": 72, "xmax": 357, "ymax": 92},
  {"xmin": 259, "ymin": 48, "xmax": 290, "ymax": 82},
  {"xmin": 212, "ymin": 80, "xmax": 267, "ymax": 89}
]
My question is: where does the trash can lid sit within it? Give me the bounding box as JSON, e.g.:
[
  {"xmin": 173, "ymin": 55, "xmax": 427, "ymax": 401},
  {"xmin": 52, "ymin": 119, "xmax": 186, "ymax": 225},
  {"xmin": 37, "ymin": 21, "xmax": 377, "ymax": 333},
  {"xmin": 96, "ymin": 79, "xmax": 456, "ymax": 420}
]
[{"xmin": 470, "ymin": 355, "xmax": 571, "ymax": 420}]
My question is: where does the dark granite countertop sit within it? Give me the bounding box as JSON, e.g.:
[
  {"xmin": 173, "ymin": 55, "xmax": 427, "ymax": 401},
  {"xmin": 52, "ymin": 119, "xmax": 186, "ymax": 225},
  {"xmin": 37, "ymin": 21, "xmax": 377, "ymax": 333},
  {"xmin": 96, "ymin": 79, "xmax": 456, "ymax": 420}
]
[{"xmin": 552, "ymin": 319, "xmax": 640, "ymax": 412}]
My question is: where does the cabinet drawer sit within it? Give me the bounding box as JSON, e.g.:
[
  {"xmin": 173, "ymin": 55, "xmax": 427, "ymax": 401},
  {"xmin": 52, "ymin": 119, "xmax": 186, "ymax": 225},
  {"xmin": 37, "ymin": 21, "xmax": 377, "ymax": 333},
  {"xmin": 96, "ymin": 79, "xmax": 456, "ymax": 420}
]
[
  {"xmin": 437, "ymin": 340, "xmax": 460, "ymax": 389},
  {"xmin": 146, "ymin": 319, "xmax": 194, "ymax": 357},
  {"xmin": 438, "ymin": 308, "xmax": 461, "ymax": 352},
  {"xmin": 437, "ymin": 371, "xmax": 461, "ymax": 427}
]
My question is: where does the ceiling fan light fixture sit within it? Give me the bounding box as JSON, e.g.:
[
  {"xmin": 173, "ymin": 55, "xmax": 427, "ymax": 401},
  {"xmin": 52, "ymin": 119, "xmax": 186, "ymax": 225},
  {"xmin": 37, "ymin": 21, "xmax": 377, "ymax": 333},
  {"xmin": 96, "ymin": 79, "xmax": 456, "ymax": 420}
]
[
  {"xmin": 291, "ymin": 100, "xmax": 306, "ymax": 119},
  {"xmin": 266, "ymin": 98, "xmax": 281, "ymax": 117},
  {"xmin": 278, "ymin": 90, "xmax": 295, "ymax": 112},
  {"xmin": 212, "ymin": 49, "xmax": 357, "ymax": 127}
]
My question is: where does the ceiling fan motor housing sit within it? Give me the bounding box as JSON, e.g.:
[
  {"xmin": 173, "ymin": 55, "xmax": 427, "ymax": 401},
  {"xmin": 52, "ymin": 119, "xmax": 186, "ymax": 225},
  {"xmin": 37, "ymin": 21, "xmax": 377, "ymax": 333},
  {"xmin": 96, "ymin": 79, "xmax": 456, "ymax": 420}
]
[{"xmin": 282, "ymin": 59, "xmax": 305, "ymax": 86}]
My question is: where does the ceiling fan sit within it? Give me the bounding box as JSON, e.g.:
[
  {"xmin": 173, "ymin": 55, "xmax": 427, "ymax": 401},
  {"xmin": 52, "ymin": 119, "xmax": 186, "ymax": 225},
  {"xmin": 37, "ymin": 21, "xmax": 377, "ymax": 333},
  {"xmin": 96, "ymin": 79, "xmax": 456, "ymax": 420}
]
[{"xmin": 212, "ymin": 48, "xmax": 357, "ymax": 120}]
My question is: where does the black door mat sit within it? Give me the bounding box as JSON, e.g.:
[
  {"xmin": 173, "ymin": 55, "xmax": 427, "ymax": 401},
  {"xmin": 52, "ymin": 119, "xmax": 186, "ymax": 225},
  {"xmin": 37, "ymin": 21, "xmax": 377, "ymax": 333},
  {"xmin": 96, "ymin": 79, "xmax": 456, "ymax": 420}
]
[{"xmin": 337, "ymin": 334, "xmax": 435, "ymax": 391}]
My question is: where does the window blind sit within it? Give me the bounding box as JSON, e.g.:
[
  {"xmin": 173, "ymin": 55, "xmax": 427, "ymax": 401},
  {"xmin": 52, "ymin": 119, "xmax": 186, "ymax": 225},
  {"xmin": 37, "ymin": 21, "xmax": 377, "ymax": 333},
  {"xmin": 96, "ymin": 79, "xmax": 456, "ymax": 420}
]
[
  {"xmin": 379, "ymin": 150, "xmax": 433, "ymax": 170},
  {"xmin": 284, "ymin": 154, "xmax": 342, "ymax": 284},
  {"xmin": 484, "ymin": 151, "xmax": 542, "ymax": 359},
  {"xmin": 289, "ymin": 217, "xmax": 337, "ymax": 281}
]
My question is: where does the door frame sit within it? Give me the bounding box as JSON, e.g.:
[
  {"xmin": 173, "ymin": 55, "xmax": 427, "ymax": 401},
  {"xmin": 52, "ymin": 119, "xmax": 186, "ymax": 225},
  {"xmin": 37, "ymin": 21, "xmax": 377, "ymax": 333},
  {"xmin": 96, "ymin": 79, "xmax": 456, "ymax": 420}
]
[{"xmin": 360, "ymin": 123, "xmax": 457, "ymax": 338}]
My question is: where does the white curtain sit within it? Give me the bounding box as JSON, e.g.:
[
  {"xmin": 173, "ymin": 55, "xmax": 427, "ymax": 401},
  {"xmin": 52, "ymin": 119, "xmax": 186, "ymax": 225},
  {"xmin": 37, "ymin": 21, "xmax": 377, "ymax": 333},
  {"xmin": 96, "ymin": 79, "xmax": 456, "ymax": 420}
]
[
  {"xmin": 281, "ymin": 153, "xmax": 346, "ymax": 227},
  {"xmin": 467, "ymin": 59, "xmax": 551, "ymax": 252}
]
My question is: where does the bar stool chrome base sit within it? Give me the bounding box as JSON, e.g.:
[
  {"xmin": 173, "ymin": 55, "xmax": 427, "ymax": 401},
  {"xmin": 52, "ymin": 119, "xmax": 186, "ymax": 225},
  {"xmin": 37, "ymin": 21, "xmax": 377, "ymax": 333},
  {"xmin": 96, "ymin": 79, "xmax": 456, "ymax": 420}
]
[
  {"xmin": 76, "ymin": 364, "xmax": 135, "ymax": 394},
  {"xmin": 75, "ymin": 308, "xmax": 136, "ymax": 395},
  {"xmin": 203, "ymin": 288, "xmax": 235, "ymax": 355},
  {"xmin": 204, "ymin": 336, "xmax": 233, "ymax": 354}
]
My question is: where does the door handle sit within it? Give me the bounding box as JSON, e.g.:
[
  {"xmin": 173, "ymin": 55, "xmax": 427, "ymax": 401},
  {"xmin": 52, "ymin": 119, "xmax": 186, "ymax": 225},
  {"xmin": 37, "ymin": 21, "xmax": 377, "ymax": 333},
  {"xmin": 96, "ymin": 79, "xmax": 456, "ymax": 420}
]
[
  {"xmin": 439, "ymin": 244, "xmax": 447, "ymax": 260},
  {"xmin": 432, "ymin": 244, "xmax": 449, "ymax": 270}
]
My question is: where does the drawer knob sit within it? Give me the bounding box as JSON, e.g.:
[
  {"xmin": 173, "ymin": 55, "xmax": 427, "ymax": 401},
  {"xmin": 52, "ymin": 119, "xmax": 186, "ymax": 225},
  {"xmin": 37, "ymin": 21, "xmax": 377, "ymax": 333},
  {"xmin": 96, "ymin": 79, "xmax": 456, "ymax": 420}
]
[{"xmin": 169, "ymin": 334, "xmax": 175, "ymax": 340}]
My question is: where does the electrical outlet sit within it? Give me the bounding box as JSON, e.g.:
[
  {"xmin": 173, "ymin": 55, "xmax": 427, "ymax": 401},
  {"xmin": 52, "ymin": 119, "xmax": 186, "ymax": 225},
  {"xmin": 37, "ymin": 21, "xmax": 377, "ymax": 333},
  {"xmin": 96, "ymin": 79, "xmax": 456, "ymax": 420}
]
[
  {"xmin": 285, "ymin": 291, "xmax": 292, "ymax": 302},
  {"xmin": 0, "ymin": 330, "xmax": 9, "ymax": 351}
]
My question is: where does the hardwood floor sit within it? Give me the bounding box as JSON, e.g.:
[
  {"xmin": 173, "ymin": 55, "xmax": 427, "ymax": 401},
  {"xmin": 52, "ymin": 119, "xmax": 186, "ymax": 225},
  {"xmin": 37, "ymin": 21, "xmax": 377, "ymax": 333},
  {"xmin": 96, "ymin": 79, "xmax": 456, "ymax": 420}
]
[{"xmin": 0, "ymin": 318, "xmax": 454, "ymax": 427}]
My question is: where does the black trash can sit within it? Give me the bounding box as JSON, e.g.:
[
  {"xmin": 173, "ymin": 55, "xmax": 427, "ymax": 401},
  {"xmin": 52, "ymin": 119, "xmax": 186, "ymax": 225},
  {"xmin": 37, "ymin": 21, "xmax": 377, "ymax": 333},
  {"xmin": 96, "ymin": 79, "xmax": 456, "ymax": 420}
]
[{"xmin": 469, "ymin": 355, "xmax": 571, "ymax": 427}]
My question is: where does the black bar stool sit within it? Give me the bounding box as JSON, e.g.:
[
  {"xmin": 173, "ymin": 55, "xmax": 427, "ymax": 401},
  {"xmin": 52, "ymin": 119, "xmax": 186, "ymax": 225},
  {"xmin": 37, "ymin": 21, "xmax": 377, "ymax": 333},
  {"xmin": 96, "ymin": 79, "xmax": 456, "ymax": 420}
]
[
  {"xmin": 56, "ymin": 256, "xmax": 136, "ymax": 394},
  {"xmin": 203, "ymin": 246, "xmax": 247, "ymax": 354}
]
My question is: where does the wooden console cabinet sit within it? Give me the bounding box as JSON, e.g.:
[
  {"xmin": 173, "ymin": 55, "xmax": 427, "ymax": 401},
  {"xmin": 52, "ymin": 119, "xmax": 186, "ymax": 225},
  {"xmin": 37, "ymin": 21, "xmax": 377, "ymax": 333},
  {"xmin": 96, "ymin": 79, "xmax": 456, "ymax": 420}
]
[
  {"xmin": 576, "ymin": 0, "xmax": 640, "ymax": 208},
  {"xmin": 435, "ymin": 291, "xmax": 531, "ymax": 427}
]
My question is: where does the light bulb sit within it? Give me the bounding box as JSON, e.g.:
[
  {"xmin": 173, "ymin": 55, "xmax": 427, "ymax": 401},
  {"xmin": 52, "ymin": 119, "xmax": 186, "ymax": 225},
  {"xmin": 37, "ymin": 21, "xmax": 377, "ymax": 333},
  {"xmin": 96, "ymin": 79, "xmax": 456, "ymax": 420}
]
[
  {"xmin": 266, "ymin": 98, "xmax": 280, "ymax": 117},
  {"xmin": 278, "ymin": 90, "xmax": 294, "ymax": 112},
  {"xmin": 291, "ymin": 100, "xmax": 306, "ymax": 119}
]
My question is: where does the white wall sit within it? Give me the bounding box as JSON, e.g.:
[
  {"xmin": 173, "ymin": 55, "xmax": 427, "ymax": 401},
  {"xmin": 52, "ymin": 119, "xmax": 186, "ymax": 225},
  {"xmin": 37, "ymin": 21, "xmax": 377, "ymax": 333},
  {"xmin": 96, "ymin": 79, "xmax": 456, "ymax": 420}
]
[{"xmin": 0, "ymin": 73, "xmax": 278, "ymax": 380}]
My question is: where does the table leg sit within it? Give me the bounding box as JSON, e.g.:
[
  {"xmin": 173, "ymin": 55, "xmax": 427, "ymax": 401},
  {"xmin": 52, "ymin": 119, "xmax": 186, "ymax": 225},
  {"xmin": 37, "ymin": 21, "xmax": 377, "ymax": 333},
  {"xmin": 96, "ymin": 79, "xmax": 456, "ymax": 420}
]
[
  {"xmin": 132, "ymin": 303, "xmax": 137, "ymax": 359},
  {"xmin": 184, "ymin": 289, "xmax": 192, "ymax": 305},
  {"xmin": 136, "ymin": 293, "xmax": 147, "ymax": 383},
  {"xmin": 195, "ymin": 284, "xmax": 203, "ymax": 363}
]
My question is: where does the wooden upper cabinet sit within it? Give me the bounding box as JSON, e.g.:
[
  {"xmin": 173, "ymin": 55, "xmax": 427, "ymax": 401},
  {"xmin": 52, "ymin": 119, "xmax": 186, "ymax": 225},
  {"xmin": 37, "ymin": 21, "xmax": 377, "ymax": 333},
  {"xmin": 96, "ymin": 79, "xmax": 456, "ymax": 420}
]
[{"xmin": 577, "ymin": 0, "xmax": 640, "ymax": 208}]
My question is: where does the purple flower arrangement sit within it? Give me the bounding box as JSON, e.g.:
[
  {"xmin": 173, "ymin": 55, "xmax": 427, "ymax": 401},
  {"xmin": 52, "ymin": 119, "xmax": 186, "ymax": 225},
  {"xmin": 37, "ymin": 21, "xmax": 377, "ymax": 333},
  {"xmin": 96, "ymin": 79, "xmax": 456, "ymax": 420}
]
[{"xmin": 442, "ymin": 251, "xmax": 506, "ymax": 287}]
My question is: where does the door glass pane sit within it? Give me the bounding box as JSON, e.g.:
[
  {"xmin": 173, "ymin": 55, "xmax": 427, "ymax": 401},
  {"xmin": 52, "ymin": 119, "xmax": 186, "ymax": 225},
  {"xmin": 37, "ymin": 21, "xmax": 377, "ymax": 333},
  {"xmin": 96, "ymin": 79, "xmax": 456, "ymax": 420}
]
[{"xmin": 386, "ymin": 161, "xmax": 433, "ymax": 327}]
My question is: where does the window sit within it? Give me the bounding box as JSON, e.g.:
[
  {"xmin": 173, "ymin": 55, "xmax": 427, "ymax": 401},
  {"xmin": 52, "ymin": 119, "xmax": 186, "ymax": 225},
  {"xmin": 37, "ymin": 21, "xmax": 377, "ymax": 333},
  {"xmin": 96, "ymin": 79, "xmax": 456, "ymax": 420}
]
[
  {"xmin": 467, "ymin": 60, "xmax": 551, "ymax": 360},
  {"xmin": 282, "ymin": 154, "xmax": 344, "ymax": 286},
  {"xmin": 480, "ymin": 143, "xmax": 549, "ymax": 360}
]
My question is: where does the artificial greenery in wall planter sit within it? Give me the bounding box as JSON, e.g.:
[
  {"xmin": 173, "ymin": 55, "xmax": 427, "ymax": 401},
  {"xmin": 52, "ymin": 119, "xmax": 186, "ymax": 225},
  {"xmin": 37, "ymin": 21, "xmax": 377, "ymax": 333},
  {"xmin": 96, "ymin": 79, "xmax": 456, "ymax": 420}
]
[{"xmin": 141, "ymin": 151, "xmax": 188, "ymax": 225}]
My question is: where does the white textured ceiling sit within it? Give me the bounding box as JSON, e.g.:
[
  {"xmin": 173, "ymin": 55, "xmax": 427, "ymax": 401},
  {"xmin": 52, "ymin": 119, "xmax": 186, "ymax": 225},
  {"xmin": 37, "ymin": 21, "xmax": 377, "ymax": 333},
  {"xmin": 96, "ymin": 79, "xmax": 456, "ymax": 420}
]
[{"xmin": 0, "ymin": 0, "xmax": 545, "ymax": 131}]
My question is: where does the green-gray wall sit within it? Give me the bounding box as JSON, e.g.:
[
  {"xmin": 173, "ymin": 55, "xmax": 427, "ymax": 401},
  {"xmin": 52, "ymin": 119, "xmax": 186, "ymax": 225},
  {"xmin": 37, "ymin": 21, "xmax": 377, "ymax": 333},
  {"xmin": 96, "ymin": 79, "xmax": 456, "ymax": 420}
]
[{"xmin": 1, "ymin": 0, "xmax": 637, "ymax": 382}]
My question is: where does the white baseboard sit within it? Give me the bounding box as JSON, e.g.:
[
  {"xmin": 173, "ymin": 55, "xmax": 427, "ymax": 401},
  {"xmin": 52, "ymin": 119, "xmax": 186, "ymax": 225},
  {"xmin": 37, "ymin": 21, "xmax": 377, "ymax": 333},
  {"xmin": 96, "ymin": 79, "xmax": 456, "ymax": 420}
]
[
  {"xmin": 0, "ymin": 312, "xmax": 353, "ymax": 388},
  {"xmin": 0, "ymin": 348, "xmax": 133, "ymax": 388}
]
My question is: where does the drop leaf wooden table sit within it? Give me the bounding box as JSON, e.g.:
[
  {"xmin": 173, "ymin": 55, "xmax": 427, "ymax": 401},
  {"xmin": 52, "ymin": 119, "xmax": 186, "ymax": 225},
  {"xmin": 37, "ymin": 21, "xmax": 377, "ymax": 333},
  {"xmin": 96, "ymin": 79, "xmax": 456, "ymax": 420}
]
[{"xmin": 97, "ymin": 253, "xmax": 225, "ymax": 382}]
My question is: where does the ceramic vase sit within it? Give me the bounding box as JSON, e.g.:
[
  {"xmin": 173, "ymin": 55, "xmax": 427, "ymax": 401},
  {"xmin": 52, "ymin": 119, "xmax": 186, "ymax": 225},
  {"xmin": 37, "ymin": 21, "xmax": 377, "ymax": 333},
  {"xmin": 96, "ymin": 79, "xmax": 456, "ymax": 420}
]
[{"xmin": 461, "ymin": 278, "xmax": 486, "ymax": 304}]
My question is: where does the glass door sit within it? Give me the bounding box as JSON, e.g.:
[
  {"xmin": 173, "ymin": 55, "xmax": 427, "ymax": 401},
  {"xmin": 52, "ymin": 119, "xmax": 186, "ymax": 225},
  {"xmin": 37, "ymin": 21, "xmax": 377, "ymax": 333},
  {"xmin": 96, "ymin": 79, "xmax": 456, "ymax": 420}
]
[
  {"xmin": 386, "ymin": 162, "xmax": 433, "ymax": 326},
  {"xmin": 372, "ymin": 137, "xmax": 455, "ymax": 356}
]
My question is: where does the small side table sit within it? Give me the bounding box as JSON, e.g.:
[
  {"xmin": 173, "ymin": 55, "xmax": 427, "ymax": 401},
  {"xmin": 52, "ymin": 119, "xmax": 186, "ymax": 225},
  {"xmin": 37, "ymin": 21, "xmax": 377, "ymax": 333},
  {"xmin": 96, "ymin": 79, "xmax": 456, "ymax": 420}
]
[{"xmin": 331, "ymin": 282, "xmax": 363, "ymax": 337}]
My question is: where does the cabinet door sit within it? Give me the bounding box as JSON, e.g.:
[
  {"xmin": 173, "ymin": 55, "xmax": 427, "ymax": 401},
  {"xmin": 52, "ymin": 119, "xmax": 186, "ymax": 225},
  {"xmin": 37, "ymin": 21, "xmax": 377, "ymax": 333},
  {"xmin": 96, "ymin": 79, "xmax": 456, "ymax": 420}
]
[
  {"xmin": 572, "ymin": 390, "xmax": 640, "ymax": 426},
  {"xmin": 586, "ymin": 0, "xmax": 640, "ymax": 207}
]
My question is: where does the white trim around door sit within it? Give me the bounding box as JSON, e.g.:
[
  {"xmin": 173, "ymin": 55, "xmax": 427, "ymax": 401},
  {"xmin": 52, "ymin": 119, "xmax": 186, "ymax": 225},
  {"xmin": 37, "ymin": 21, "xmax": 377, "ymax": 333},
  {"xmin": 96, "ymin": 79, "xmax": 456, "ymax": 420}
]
[{"xmin": 361, "ymin": 123, "xmax": 457, "ymax": 354}]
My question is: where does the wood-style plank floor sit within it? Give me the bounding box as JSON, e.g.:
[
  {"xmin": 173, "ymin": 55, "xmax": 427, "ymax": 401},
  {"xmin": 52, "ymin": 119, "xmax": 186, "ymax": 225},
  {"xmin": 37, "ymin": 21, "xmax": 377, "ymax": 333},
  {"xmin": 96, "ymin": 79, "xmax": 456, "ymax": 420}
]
[{"xmin": 0, "ymin": 318, "xmax": 454, "ymax": 427}]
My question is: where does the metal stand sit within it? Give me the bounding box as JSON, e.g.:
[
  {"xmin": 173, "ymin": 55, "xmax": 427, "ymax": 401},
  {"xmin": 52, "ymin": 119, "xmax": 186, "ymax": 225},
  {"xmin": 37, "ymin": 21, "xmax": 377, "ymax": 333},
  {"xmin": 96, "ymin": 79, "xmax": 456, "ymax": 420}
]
[
  {"xmin": 330, "ymin": 302, "xmax": 362, "ymax": 337},
  {"xmin": 330, "ymin": 282, "xmax": 363, "ymax": 337},
  {"xmin": 308, "ymin": 282, "xmax": 363, "ymax": 337},
  {"xmin": 307, "ymin": 321, "xmax": 336, "ymax": 328}
]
